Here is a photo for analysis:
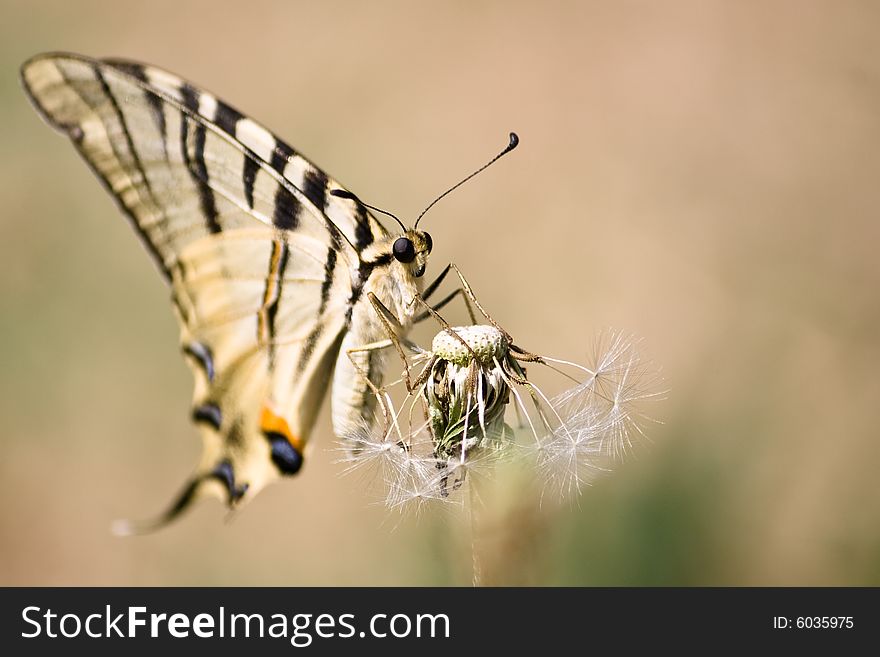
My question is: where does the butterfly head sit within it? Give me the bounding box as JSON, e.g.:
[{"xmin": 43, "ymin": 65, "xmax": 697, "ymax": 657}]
[
  {"xmin": 329, "ymin": 189, "xmax": 434, "ymax": 277},
  {"xmin": 392, "ymin": 230, "xmax": 432, "ymax": 278}
]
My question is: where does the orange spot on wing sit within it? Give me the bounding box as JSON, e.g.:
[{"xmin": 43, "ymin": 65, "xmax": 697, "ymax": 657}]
[{"xmin": 260, "ymin": 405, "xmax": 304, "ymax": 452}]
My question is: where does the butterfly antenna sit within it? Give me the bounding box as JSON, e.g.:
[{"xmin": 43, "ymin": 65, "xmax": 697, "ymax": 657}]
[
  {"xmin": 414, "ymin": 132, "xmax": 519, "ymax": 228},
  {"xmin": 330, "ymin": 189, "xmax": 407, "ymax": 232}
]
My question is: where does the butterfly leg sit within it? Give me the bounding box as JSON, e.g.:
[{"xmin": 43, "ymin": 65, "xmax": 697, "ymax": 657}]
[
  {"xmin": 414, "ymin": 288, "xmax": 479, "ymax": 325},
  {"xmin": 411, "ymin": 292, "xmax": 481, "ymax": 365},
  {"xmin": 345, "ymin": 338, "xmax": 398, "ymax": 430},
  {"xmin": 415, "ymin": 264, "xmax": 478, "ymax": 324},
  {"xmin": 345, "ymin": 336, "xmax": 435, "ymax": 445},
  {"xmin": 445, "ymin": 264, "xmax": 512, "ymax": 341},
  {"xmin": 420, "ymin": 263, "xmax": 451, "ymax": 302},
  {"xmin": 365, "ymin": 292, "xmax": 430, "ymax": 393},
  {"xmin": 422, "ymin": 263, "xmax": 513, "ymax": 344},
  {"xmin": 362, "ymin": 292, "xmax": 440, "ymax": 397},
  {"xmin": 446, "ymin": 264, "xmax": 546, "ymax": 363}
]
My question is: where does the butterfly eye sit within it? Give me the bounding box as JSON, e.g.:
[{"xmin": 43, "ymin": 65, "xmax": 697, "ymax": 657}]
[
  {"xmin": 423, "ymin": 232, "xmax": 433, "ymax": 254},
  {"xmin": 393, "ymin": 237, "xmax": 416, "ymax": 263}
]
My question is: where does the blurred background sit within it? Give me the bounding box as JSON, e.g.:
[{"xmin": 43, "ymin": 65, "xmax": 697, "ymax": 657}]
[{"xmin": 1, "ymin": 0, "xmax": 878, "ymax": 585}]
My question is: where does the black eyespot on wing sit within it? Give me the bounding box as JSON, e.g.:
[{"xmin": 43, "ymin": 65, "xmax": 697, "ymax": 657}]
[
  {"xmin": 209, "ymin": 460, "xmax": 248, "ymax": 503},
  {"xmin": 191, "ymin": 402, "xmax": 222, "ymax": 430},
  {"xmin": 265, "ymin": 432, "xmax": 303, "ymax": 475},
  {"xmin": 183, "ymin": 342, "xmax": 215, "ymax": 382},
  {"xmin": 423, "ymin": 232, "xmax": 433, "ymax": 253},
  {"xmin": 393, "ymin": 237, "xmax": 416, "ymax": 263}
]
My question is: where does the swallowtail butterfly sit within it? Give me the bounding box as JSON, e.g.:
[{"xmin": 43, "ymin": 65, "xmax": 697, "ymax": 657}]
[{"xmin": 21, "ymin": 52, "xmax": 517, "ymax": 532}]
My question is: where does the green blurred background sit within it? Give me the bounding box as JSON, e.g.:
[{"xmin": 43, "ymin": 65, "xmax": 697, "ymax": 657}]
[{"xmin": 1, "ymin": 0, "xmax": 878, "ymax": 585}]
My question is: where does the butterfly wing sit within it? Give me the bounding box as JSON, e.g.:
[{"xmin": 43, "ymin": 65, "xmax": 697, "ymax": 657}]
[{"xmin": 21, "ymin": 52, "xmax": 390, "ymax": 530}]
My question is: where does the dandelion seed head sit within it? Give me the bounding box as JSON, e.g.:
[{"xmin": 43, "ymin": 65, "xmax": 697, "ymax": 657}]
[
  {"xmin": 425, "ymin": 328, "xmax": 513, "ymax": 460},
  {"xmin": 431, "ymin": 325, "xmax": 508, "ymax": 366},
  {"xmin": 339, "ymin": 320, "xmax": 663, "ymax": 511}
]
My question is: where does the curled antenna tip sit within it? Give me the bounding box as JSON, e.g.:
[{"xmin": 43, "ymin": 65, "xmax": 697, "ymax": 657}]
[{"xmin": 414, "ymin": 131, "xmax": 521, "ymax": 228}]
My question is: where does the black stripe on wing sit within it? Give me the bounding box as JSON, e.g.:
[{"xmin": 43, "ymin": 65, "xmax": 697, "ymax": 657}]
[
  {"xmin": 207, "ymin": 99, "xmax": 262, "ymax": 212},
  {"xmin": 295, "ymin": 245, "xmax": 339, "ymax": 376},
  {"xmin": 271, "ymin": 141, "xmax": 302, "ymax": 231},
  {"xmin": 179, "ymin": 84, "xmax": 222, "ymax": 234},
  {"xmin": 303, "ymin": 168, "xmax": 329, "ymax": 220},
  {"xmin": 102, "ymin": 57, "xmax": 381, "ymax": 252},
  {"xmin": 265, "ymin": 241, "xmax": 290, "ymax": 341},
  {"xmin": 22, "ymin": 61, "xmax": 174, "ymax": 282},
  {"xmin": 111, "ymin": 62, "xmax": 168, "ymax": 158}
]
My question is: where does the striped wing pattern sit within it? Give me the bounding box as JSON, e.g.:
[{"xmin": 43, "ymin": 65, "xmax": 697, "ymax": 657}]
[{"xmin": 21, "ymin": 52, "xmax": 391, "ymax": 530}]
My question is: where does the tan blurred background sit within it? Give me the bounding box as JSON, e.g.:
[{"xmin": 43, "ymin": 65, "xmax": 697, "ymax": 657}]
[{"xmin": 1, "ymin": 0, "xmax": 878, "ymax": 585}]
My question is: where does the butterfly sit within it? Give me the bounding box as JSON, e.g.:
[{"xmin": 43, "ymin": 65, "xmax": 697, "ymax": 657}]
[{"xmin": 21, "ymin": 52, "xmax": 517, "ymax": 532}]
